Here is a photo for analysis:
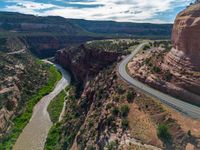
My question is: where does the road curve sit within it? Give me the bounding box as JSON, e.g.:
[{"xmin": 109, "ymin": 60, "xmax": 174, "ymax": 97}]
[
  {"xmin": 118, "ymin": 43, "xmax": 200, "ymax": 119},
  {"xmin": 13, "ymin": 62, "xmax": 71, "ymax": 150}
]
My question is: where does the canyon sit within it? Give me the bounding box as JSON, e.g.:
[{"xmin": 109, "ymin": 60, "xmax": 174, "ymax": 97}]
[
  {"xmin": 0, "ymin": 12, "xmax": 172, "ymax": 58},
  {"xmin": 52, "ymin": 40, "xmax": 200, "ymax": 150},
  {"xmin": 0, "ymin": 5, "xmax": 200, "ymax": 150}
]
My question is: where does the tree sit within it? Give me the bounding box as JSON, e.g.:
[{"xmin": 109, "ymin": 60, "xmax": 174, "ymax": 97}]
[
  {"xmin": 112, "ymin": 107, "xmax": 119, "ymax": 116},
  {"xmin": 126, "ymin": 91, "xmax": 135, "ymax": 103},
  {"xmin": 120, "ymin": 105, "xmax": 130, "ymax": 117},
  {"xmin": 152, "ymin": 66, "xmax": 161, "ymax": 73}
]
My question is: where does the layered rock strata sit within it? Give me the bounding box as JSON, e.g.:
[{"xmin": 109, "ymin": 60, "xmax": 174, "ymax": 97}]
[{"xmin": 164, "ymin": 3, "xmax": 200, "ymax": 71}]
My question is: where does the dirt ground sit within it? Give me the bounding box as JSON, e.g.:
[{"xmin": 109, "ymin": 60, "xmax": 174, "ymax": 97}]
[{"xmin": 128, "ymin": 103, "xmax": 163, "ymax": 148}]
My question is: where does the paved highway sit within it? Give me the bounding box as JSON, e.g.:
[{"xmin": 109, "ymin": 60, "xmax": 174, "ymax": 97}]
[{"xmin": 118, "ymin": 43, "xmax": 200, "ymax": 119}]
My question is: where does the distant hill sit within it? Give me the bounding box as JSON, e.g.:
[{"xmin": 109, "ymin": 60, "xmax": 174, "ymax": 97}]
[
  {"xmin": 0, "ymin": 12, "xmax": 172, "ymax": 57},
  {"xmin": 68, "ymin": 19, "xmax": 172, "ymax": 37}
]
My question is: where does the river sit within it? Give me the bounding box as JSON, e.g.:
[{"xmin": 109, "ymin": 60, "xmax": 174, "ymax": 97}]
[{"xmin": 13, "ymin": 62, "xmax": 71, "ymax": 150}]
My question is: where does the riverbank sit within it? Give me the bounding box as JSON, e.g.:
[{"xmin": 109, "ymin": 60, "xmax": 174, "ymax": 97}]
[
  {"xmin": 44, "ymin": 85, "xmax": 74, "ymax": 150},
  {"xmin": 47, "ymin": 90, "xmax": 66, "ymax": 123},
  {"xmin": 13, "ymin": 63, "xmax": 70, "ymax": 150},
  {"xmin": 0, "ymin": 64, "xmax": 62, "ymax": 150}
]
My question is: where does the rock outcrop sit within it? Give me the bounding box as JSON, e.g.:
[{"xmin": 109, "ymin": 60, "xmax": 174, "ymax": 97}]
[
  {"xmin": 164, "ymin": 3, "xmax": 200, "ymax": 71},
  {"xmin": 55, "ymin": 44, "xmax": 121, "ymax": 82},
  {"xmin": 162, "ymin": 3, "xmax": 200, "ymax": 102}
]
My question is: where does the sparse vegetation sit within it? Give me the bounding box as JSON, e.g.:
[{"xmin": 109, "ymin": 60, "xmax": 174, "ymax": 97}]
[
  {"xmin": 116, "ymin": 85, "xmax": 125, "ymax": 94},
  {"xmin": 121, "ymin": 118, "xmax": 129, "ymax": 129},
  {"xmin": 85, "ymin": 39, "xmax": 139, "ymax": 54},
  {"xmin": 157, "ymin": 124, "xmax": 171, "ymax": 142},
  {"xmin": 120, "ymin": 105, "xmax": 130, "ymax": 117},
  {"xmin": 112, "ymin": 107, "xmax": 119, "ymax": 116},
  {"xmin": 164, "ymin": 70, "xmax": 172, "ymax": 81},
  {"xmin": 143, "ymin": 45, "xmax": 151, "ymax": 50},
  {"xmin": 151, "ymin": 66, "xmax": 161, "ymax": 73},
  {"xmin": 48, "ymin": 90, "xmax": 66, "ymax": 123},
  {"xmin": 106, "ymin": 140, "xmax": 118, "ymax": 150},
  {"xmin": 106, "ymin": 115, "xmax": 115, "ymax": 126},
  {"xmin": 126, "ymin": 91, "xmax": 135, "ymax": 103}
]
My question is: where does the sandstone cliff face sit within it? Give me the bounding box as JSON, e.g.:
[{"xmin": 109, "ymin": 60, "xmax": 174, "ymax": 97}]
[
  {"xmin": 55, "ymin": 44, "xmax": 121, "ymax": 82},
  {"xmin": 165, "ymin": 3, "xmax": 200, "ymax": 71},
  {"xmin": 162, "ymin": 3, "xmax": 200, "ymax": 101}
]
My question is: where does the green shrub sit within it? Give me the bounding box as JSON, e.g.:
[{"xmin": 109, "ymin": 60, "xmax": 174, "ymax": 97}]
[
  {"xmin": 164, "ymin": 70, "xmax": 172, "ymax": 81},
  {"xmin": 144, "ymin": 58, "xmax": 151, "ymax": 65},
  {"xmin": 126, "ymin": 91, "xmax": 135, "ymax": 102},
  {"xmin": 106, "ymin": 115, "xmax": 115, "ymax": 126},
  {"xmin": 116, "ymin": 85, "xmax": 125, "ymax": 94},
  {"xmin": 152, "ymin": 66, "xmax": 161, "ymax": 73},
  {"xmin": 88, "ymin": 120, "xmax": 94, "ymax": 128},
  {"xmin": 157, "ymin": 124, "xmax": 171, "ymax": 142},
  {"xmin": 121, "ymin": 118, "xmax": 129, "ymax": 129},
  {"xmin": 120, "ymin": 105, "xmax": 130, "ymax": 117},
  {"xmin": 111, "ymin": 107, "xmax": 119, "ymax": 116},
  {"xmin": 143, "ymin": 45, "xmax": 150, "ymax": 50}
]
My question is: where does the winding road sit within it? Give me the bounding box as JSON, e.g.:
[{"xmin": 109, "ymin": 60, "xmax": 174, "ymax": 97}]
[
  {"xmin": 13, "ymin": 62, "xmax": 71, "ymax": 150},
  {"xmin": 118, "ymin": 43, "xmax": 200, "ymax": 119}
]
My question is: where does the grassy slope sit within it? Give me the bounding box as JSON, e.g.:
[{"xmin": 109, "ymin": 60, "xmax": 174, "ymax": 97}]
[
  {"xmin": 47, "ymin": 90, "xmax": 66, "ymax": 123},
  {"xmin": 44, "ymin": 123, "xmax": 63, "ymax": 150},
  {"xmin": 44, "ymin": 86, "xmax": 71, "ymax": 150},
  {"xmin": 0, "ymin": 65, "xmax": 61, "ymax": 150}
]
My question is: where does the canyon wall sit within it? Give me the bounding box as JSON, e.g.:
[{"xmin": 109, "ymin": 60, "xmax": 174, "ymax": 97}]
[{"xmin": 55, "ymin": 44, "xmax": 121, "ymax": 82}]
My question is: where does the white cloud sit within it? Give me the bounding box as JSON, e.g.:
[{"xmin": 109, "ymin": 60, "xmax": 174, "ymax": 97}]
[{"xmin": 2, "ymin": 0, "xmax": 193, "ymax": 23}]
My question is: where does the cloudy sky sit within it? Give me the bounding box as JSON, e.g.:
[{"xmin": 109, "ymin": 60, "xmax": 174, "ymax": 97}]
[{"xmin": 0, "ymin": 0, "xmax": 195, "ymax": 23}]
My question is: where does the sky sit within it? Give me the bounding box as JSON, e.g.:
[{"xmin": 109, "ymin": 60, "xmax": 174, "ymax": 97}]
[{"xmin": 0, "ymin": 0, "xmax": 195, "ymax": 23}]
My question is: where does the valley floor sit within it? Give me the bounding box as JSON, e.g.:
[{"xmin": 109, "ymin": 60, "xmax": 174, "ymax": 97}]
[{"xmin": 13, "ymin": 63, "xmax": 71, "ymax": 150}]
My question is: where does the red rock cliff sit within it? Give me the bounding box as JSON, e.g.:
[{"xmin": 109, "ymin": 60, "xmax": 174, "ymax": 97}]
[
  {"xmin": 55, "ymin": 44, "xmax": 121, "ymax": 82},
  {"xmin": 165, "ymin": 3, "xmax": 200, "ymax": 71}
]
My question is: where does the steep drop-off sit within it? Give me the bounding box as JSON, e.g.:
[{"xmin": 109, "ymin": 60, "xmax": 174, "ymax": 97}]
[
  {"xmin": 55, "ymin": 40, "xmax": 138, "ymax": 82},
  {"xmin": 56, "ymin": 45, "xmax": 121, "ymax": 82}
]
